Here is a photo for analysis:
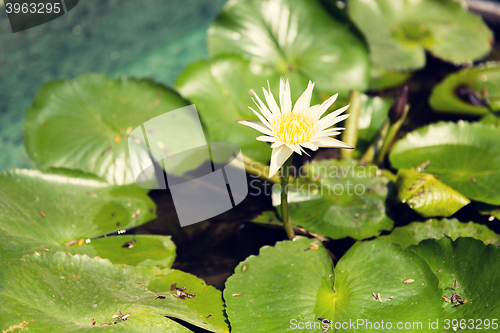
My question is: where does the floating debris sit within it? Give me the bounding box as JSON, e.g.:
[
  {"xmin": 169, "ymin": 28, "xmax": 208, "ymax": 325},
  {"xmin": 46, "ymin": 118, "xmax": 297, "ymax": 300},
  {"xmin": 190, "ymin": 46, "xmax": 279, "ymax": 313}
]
[
  {"xmin": 437, "ymin": 269, "xmax": 442, "ymax": 273},
  {"xmin": 206, "ymin": 314, "xmax": 212, "ymax": 318},
  {"xmin": 232, "ymin": 293, "xmax": 243, "ymax": 297},
  {"xmin": 242, "ymin": 265, "xmax": 247, "ymax": 272},
  {"xmin": 377, "ymin": 293, "xmax": 382, "ymax": 303},
  {"xmin": 92, "ymin": 319, "xmax": 96, "ymax": 325},
  {"xmin": 39, "ymin": 211, "xmax": 47, "ymax": 218},
  {"xmin": 155, "ymin": 295, "xmax": 166, "ymax": 300},
  {"xmin": 443, "ymin": 295, "xmax": 451, "ymax": 303},
  {"xmin": 403, "ymin": 279, "xmax": 414, "ymax": 284},
  {"xmin": 170, "ymin": 283, "xmax": 177, "ymax": 291},
  {"xmin": 387, "ymin": 296, "xmax": 394, "ymax": 300},
  {"xmin": 137, "ymin": 281, "xmax": 146, "ymax": 284},
  {"xmin": 122, "ymin": 238, "xmax": 136, "ymax": 249}
]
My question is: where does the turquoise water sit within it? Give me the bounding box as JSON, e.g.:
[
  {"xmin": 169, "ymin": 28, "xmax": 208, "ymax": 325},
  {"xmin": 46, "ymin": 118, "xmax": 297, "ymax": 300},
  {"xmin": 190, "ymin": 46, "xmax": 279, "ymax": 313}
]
[{"xmin": 0, "ymin": 0, "xmax": 227, "ymax": 170}]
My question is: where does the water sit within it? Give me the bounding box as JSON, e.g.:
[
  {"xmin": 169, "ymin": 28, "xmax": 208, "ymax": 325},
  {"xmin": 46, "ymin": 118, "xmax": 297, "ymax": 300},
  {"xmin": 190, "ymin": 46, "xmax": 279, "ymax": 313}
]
[{"xmin": 0, "ymin": 0, "xmax": 227, "ymax": 170}]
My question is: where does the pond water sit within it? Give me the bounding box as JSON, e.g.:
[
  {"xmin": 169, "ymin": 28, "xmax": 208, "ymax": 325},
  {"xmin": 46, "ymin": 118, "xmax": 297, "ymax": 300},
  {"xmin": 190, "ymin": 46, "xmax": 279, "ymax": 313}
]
[{"xmin": 0, "ymin": 0, "xmax": 227, "ymax": 171}]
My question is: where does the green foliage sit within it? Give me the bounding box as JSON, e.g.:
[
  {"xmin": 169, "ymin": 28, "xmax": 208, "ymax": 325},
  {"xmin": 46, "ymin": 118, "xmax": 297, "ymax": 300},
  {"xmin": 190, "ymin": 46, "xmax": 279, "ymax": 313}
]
[
  {"xmin": 348, "ymin": 0, "xmax": 492, "ymax": 71},
  {"xmin": 24, "ymin": 74, "xmax": 189, "ymax": 185},
  {"xmin": 430, "ymin": 62, "xmax": 500, "ymax": 115},
  {"xmin": 379, "ymin": 218, "xmax": 500, "ymax": 250},
  {"xmin": 0, "ymin": 252, "xmax": 228, "ymax": 333},
  {"xmin": 390, "ymin": 121, "xmax": 500, "ymax": 205},
  {"xmin": 276, "ymin": 160, "xmax": 393, "ymax": 240},
  {"xmin": 355, "ymin": 95, "xmax": 393, "ymax": 157},
  {"xmin": 207, "ymin": 0, "xmax": 370, "ymax": 95},
  {"xmin": 396, "ymin": 169, "xmax": 470, "ymax": 218},
  {"xmin": 0, "ymin": 169, "xmax": 175, "ymax": 267}
]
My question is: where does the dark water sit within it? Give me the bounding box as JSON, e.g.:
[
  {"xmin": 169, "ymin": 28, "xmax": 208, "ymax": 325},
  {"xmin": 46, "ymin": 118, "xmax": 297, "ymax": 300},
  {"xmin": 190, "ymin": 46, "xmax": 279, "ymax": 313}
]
[{"xmin": 0, "ymin": 0, "xmax": 227, "ymax": 170}]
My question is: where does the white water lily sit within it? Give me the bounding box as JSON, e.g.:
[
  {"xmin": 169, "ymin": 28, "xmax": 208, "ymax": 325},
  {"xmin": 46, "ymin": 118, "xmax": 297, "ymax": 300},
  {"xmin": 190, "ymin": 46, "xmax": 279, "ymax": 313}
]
[{"xmin": 237, "ymin": 78, "xmax": 353, "ymax": 178}]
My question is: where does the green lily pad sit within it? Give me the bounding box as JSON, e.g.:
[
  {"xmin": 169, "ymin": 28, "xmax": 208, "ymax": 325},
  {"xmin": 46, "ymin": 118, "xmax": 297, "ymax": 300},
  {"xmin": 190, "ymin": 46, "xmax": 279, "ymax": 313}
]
[
  {"xmin": 275, "ymin": 159, "xmax": 393, "ymax": 240},
  {"xmin": 408, "ymin": 237, "xmax": 500, "ymax": 328},
  {"xmin": 0, "ymin": 252, "xmax": 228, "ymax": 332},
  {"xmin": 176, "ymin": 55, "xmax": 324, "ymax": 163},
  {"xmin": 396, "ymin": 169, "xmax": 470, "ymax": 218},
  {"xmin": 430, "ymin": 62, "xmax": 500, "ymax": 116},
  {"xmin": 207, "ymin": 0, "xmax": 370, "ymax": 95},
  {"xmin": 24, "ymin": 74, "xmax": 190, "ymax": 185},
  {"xmin": 224, "ymin": 237, "xmax": 443, "ymax": 332},
  {"xmin": 355, "ymin": 95, "xmax": 393, "ymax": 157},
  {"xmin": 389, "ymin": 121, "xmax": 500, "ymax": 205},
  {"xmin": 0, "ymin": 169, "xmax": 168, "ymax": 266},
  {"xmin": 379, "ymin": 218, "xmax": 500, "ymax": 250},
  {"xmin": 348, "ymin": 0, "xmax": 492, "ymax": 71}
]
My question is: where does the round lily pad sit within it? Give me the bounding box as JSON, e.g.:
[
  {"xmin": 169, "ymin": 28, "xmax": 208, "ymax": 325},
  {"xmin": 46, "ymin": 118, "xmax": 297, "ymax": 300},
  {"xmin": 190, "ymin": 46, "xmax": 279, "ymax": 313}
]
[
  {"xmin": 408, "ymin": 237, "xmax": 500, "ymax": 328},
  {"xmin": 207, "ymin": 0, "xmax": 370, "ymax": 95},
  {"xmin": 24, "ymin": 74, "xmax": 190, "ymax": 185},
  {"xmin": 379, "ymin": 218, "xmax": 500, "ymax": 250},
  {"xmin": 396, "ymin": 169, "xmax": 470, "ymax": 218},
  {"xmin": 389, "ymin": 121, "xmax": 500, "ymax": 205},
  {"xmin": 0, "ymin": 169, "xmax": 168, "ymax": 266},
  {"xmin": 275, "ymin": 159, "xmax": 394, "ymax": 240},
  {"xmin": 0, "ymin": 252, "xmax": 228, "ymax": 332},
  {"xmin": 348, "ymin": 0, "xmax": 492, "ymax": 71},
  {"xmin": 225, "ymin": 236, "xmax": 500, "ymax": 332},
  {"xmin": 430, "ymin": 62, "xmax": 500, "ymax": 115},
  {"xmin": 224, "ymin": 237, "xmax": 443, "ymax": 332}
]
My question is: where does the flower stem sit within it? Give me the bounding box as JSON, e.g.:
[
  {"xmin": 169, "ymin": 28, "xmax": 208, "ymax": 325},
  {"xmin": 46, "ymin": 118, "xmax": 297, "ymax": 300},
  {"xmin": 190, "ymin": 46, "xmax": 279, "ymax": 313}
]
[
  {"xmin": 341, "ymin": 90, "xmax": 362, "ymax": 160},
  {"xmin": 376, "ymin": 104, "xmax": 410, "ymax": 165},
  {"xmin": 281, "ymin": 156, "xmax": 295, "ymax": 240}
]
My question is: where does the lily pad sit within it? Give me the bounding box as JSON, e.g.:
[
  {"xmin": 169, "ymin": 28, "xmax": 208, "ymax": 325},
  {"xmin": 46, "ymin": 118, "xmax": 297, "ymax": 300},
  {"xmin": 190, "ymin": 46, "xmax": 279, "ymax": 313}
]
[
  {"xmin": 348, "ymin": 0, "xmax": 492, "ymax": 71},
  {"xmin": 24, "ymin": 74, "xmax": 190, "ymax": 185},
  {"xmin": 176, "ymin": 55, "xmax": 322, "ymax": 163},
  {"xmin": 379, "ymin": 218, "xmax": 500, "ymax": 250},
  {"xmin": 408, "ymin": 237, "xmax": 500, "ymax": 328},
  {"xmin": 430, "ymin": 62, "xmax": 500, "ymax": 116},
  {"xmin": 396, "ymin": 169, "xmax": 470, "ymax": 218},
  {"xmin": 0, "ymin": 252, "xmax": 228, "ymax": 332},
  {"xmin": 0, "ymin": 169, "xmax": 166, "ymax": 266},
  {"xmin": 274, "ymin": 159, "xmax": 393, "ymax": 240},
  {"xmin": 207, "ymin": 0, "xmax": 370, "ymax": 95},
  {"xmin": 389, "ymin": 121, "xmax": 500, "ymax": 205},
  {"xmin": 224, "ymin": 237, "xmax": 443, "ymax": 332}
]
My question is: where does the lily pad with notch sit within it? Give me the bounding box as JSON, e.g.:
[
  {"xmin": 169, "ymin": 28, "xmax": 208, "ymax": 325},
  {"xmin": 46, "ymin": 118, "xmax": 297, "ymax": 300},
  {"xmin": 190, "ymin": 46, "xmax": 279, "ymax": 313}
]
[
  {"xmin": 24, "ymin": 74, "xmax": 192, "ymax": 185},
  {"xmin": 348, "ymin": 0, "xmax": 492, "ymax": 71}
]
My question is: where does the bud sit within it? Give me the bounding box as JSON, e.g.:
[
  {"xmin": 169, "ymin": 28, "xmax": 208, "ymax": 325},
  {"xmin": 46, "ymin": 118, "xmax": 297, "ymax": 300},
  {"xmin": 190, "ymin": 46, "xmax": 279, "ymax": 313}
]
[{"xmin": 389, "ymin": 85, "xmax": 408, "ymax": 122}]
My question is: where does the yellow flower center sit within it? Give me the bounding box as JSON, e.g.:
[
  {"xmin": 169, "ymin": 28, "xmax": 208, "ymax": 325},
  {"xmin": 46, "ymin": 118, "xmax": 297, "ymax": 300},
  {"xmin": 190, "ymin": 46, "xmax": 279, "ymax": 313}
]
[{"xmin": 273, "ymin": 112, "xmax": 316, "ymax": 144}]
